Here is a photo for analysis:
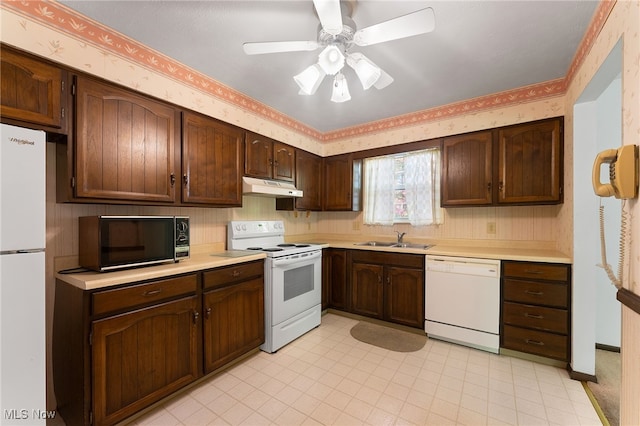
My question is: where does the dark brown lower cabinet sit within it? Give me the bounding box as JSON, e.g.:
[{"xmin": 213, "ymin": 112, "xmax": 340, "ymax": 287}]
[
  {"xmin": 322, "ymin": 248, "xmax": 348, "ymax": 311},
  {"xmin": 203, "ymin": 277, "xmax": 264, "ymax": 373},
  {"xmin": 91, "ymin": 297, "xmax": 200, "ymax": 426},
  {"xmin": 501, "ymin": 261, "xmax": 571, "ymax": 361},
  {"xmin": 351, "ymin": 262, "xmax": 384, "ymax": 319},
  {"xmin": 53, "ymin": 261, "xmax": 265, "ymax": 426},
  {"xmin": 349, "ymin": 250, "xmax": 425, "ymax": 329}
]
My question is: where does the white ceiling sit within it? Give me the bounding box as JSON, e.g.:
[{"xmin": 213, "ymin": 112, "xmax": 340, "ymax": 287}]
[{"xmin": 59, "ymin": 0, "xmax": 599, "ymax": 134}]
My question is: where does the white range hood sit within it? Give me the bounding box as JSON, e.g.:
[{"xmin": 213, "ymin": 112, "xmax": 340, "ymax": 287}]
[{"xmin": 242, "ymin": 176, "xmax": 303, "ymax": 198}]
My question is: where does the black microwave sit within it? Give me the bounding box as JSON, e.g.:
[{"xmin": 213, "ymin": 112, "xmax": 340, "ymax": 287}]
[{"xmin": 79, "ymin": 216, "xmax": 190, "ymax": 272}]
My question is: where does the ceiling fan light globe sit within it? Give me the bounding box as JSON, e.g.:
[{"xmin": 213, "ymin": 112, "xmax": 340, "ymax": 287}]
[
  {"xmin": 354, "ymin": 60, "xmax": 381, "ymax": 90},
  {"xmin": 318, "ymin": 45, "xmax": 346, "ymax": 75},
  {"xmin": 331, "ymin": 73, "xmax": 351, "ymax": 103},
  {"xmin": 294, "ymin": 64, "xmax": 326, "ymax": 95}
]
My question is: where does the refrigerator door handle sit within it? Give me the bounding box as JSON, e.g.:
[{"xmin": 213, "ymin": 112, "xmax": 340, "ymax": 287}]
[{"xmin": 1, "ymin": 248, "xmax": 45, "ymax": 255}]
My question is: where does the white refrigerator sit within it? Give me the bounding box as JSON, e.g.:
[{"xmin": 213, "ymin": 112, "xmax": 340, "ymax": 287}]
[{"xmin": 0, "ymin": 123, "xmax": 46, "ymax": 424}]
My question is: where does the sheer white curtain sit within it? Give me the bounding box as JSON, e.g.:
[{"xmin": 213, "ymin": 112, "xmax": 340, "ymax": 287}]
[
  {"xmin": 404, "ymin": 148, "xmax": 442, "ymax": 226},
  {"xmin": 363, "ymin": 155, "xmax": 396, "ymax": 225}
]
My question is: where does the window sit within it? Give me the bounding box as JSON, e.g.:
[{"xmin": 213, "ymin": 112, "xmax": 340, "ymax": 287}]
[{"xmin": 363, "ymin": 148, "xmax": 442, "ymax": 226}]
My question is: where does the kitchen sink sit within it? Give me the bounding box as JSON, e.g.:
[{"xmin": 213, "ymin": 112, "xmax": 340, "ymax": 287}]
[
  {"xmin": 354, "ymin": 241, "xmax": 434, "ymax": 250},
  {"xmin": 354, "ymin": 241, "xmax": 396, "ymax": 247},
  {"xmin": 391, "ymin": 243, "xmax": 434, "ymax": 250}
]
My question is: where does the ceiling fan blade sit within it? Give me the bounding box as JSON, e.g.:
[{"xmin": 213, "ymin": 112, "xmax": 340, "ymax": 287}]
[
  {"xmin": 243, "ymin": 40, "xmax": 319, "ymax": 55},
  {"xmin": 353, "ymin": 7, "xmax": 435, "ymax": 47},
  {"xmin": 313, "ymin": 0, "xmax": 343, "ymax": 36}
]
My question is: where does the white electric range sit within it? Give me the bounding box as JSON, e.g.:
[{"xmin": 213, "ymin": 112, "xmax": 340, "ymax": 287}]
[{"xmin": 227, "ymin": 221, "xmax": 325, "ymax": 353}]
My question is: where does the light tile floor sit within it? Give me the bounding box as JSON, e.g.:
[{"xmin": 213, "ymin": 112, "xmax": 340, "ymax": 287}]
[{"xmin": 129, "ymin": 314, "xmax": 601, "ymax": 425}]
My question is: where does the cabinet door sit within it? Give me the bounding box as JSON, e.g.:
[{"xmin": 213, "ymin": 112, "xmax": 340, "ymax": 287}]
[
  {"xmin": 351, "ymin": 262, "xmax": 384, "ymax": 319},
  {"xmin": 323, "ymin": 249, "xmax": 348, "ymax": 311},
  {"xmin": 1, "ymin": 48, "xmax": 65, "ymax": 129},
  {"xmin": 182, "ymin": 111, "xmax": 243, "ymax": 206},
  {"xmin": 91, "ymin": 296, "xmax": 199, "ymax": 426},
  {"xmin": 295, "ymin": 150, "xmax": 323, "ymax": 210},
  {"xmin": 323, "ymin": 154, "xmax": 354, "ymax": 211},
  {"xmin": 441, "ymin": 131, "xmax": 493, "ymax": 206},
  {"xmin": 498, "ymin": 119, "xmax": 562, "ymax": 204},
  {"xmin": 385, "ymin": 267, "xmax": 424, "ymax": 328},
  {"xmin": 74, "ymin": 76, "xmax": 178, "ymax": 203},
  {"xmin": 203, "ymin": 278, "xmax": 264, "ymax": 373},
  {"xmin": 244, "ymin": 131, "xmax": 273, "ymax": 178},
  {"xmin": 273, "ymin": 142, "xmax": 295, "ymax": 182}
]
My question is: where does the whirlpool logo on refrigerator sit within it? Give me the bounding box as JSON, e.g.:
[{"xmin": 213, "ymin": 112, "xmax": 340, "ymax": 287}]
[{"xmin": 8, "ymin": 136, "xmax": 36, "ymax": 146}]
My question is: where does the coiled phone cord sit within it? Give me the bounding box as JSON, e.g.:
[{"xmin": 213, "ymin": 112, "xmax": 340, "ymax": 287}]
[{"xmin": 597, "ymin": 200, "xmax": 629, "ymax": 289}]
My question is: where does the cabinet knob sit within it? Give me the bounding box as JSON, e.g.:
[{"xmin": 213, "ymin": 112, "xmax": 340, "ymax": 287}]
[
  {"xmin": 170, "ymin": 173, "xmax": 176, "ymax": 187},
  {"xmin": 193, "ymin": 311, "xmax": 199, "ymax": 324},
  {"xmin": 487, "ymin": 182, "xmax": 492, "ymax": 192},
  {"xmin": 205, "ymin": 307, "xmax": 212, "ymax": 319},
  {"xmin": 524, "ymin": 313, "xmax": 544, "ymax": 320},
  {"xmin": 524, "ymin": 290, "xmax": 544, "ymax": 296},
  {"xmin": 183, "ymin": 174, "xmax": 189, "ymax": 186},
  {"xmin": 498, "ymin": 181, "xmax": 504, "ymax": 192},
  {"xmin": 525, "ymin": 339, "xmax": 545, "ymax": 346}
]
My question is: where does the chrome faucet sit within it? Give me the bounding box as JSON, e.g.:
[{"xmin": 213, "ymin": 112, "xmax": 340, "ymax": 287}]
[{"xmin": 395, "ymin": 231, "xmax": 406, "ymax": 244}]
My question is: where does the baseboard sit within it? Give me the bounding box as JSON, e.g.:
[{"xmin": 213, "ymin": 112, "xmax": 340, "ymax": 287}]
[
  {"xmin": 567, "ymin": 364, "xmax": 598, "ymax": 383},
  {"xmin": 596, "ymin": 343, "xmax": 620, "ymax": 353}
]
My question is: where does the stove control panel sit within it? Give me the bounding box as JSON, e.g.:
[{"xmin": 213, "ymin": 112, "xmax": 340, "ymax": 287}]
[{"xmin": 229, "ymin": 220, "xmax": 284, "ymax": 238}]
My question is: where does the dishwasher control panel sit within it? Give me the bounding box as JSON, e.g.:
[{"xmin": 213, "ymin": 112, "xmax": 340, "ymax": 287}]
[{"xmin": 426, "ymin": 255, "xmax": 500, "ymax": 277}]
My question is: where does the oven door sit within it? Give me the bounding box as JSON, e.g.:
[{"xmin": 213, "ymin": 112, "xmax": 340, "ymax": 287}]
[{"xmin": 269, "ymin": 250, "xmax": 322, "ymax": 325}]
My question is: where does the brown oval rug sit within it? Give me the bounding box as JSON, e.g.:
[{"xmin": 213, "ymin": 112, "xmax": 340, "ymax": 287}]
[{"xmin": 350, "ymin": 321, "xmax": 427, "ymax": 352}]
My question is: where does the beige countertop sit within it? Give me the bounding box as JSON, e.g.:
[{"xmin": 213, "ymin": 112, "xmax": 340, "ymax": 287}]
[
  {"xmin": 321, "ymin": 240, "xmax": 571, "ymax": 264},
  {"xmin": 57, "ymin": 238, "xmax": 570, "ymax": 291},
  {"xmin": 56, "ymin": 252, "xmax": 266, "ymax": 291}
]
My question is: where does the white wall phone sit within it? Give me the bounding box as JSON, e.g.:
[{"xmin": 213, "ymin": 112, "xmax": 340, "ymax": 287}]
[{"xmin": 592, "ymin": 144, "xmax": 639, "ymax": 288}]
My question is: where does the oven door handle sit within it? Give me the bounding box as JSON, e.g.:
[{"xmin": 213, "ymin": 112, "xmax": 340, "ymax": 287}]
[{"xmin": 271, "ymin": 250, "xmax": 322, "ymax": 267}]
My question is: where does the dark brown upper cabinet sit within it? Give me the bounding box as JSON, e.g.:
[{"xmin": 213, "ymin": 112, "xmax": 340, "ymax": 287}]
[
  {"xmin": 70, "ymin": 75, "xmax": 180, "ymax": 204},
  {"xmin": 244, "ymin": 131, "xmax": 295, "ymax": 182},
  {"xmin": 182, "ymin": 111, "xmax": 243, "ymax": 207},
  {"xmin": 441, "ymin": 131, "xmax": 494, "ymax": 206},
  {"xmin": 0, "ymin": 45, "xmax": 67, "ymax": 132},
  {"xmin": 323, "ymin": 153, "xmax": 362, "ymax": 211},
  {"xmin": 276, "ymin": 149, "xmax": 323, "ymax": 211},
  {"xmin": 497, "ymin": 119, "xmax": 562, "ymax": 204},
  {"xmin": 441, "ymin": 117, "xmax": 563, "ymax": 207}
]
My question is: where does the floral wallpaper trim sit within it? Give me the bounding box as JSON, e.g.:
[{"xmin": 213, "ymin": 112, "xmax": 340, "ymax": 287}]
[
  {"xmin": 2, "ymin": 0, "xmax": 607, "ymax": 143},
  {"xmin": 564, "ymin": 0, "xmax": 617, "ymax": 86}
]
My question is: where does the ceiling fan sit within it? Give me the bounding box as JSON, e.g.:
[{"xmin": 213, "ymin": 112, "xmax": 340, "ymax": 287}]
[{"xmin": 242, "ymin": 0, "xmax": 435, "ymax": 103}]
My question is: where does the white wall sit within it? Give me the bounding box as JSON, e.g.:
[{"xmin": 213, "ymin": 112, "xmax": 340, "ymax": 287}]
[
  {"xmin": 572, "ymin": 40, "xmax": 622, "ymax": 375},
  {"xmin": 595, "ymin": 77, "xmax": 622, "ymax": 348}
]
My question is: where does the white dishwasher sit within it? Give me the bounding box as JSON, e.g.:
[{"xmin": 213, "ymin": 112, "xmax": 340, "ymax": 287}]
[{"xmin": 425, "ymin": 255, "xmax": 501, "ymax": 353}]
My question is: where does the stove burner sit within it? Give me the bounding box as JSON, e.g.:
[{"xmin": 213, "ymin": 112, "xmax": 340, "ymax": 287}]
[
  {"xmin": 277, "ymin": 244, "xmax": 296, "ymax": 247},
  {"xmin": 263, "ymin": 248, "xmax": 284, "ymax": 252},
  {"xmin": 247, "ymin": 247, "xmax": 263, "ymax": 251},
  {"xmin": 295, "ymin": 244, "xmax": 310, "ymax": 248}
]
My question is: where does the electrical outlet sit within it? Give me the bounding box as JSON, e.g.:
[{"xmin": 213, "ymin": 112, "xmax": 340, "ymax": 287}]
[{"xmin": 487, "ymin": 222, "xmax": 496, "ymax": 234}]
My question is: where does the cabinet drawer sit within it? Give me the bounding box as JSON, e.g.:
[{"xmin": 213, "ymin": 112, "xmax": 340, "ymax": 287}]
[
  {"xmin": 204, "ymin": 260, "xmax": 264, "ymax": 290},
  {"xmin": 502, "ymin": 324, "xmax": 568, "ymax": 361},
  {"xmin": 92, "ymin": 274, "xmax": 198, "ymax": 316},
  {"xmin": 350, "ymin": 250, "xmax": 424, "ymax": 269},
  {"xmin": 503, "ymin": 279, "xmax": 568, "ymax": 308},
  {"xmin": 503, "ymin": 302, "xmax": 567, "ymax": 334},
  {"xmin": 502, "ymin": 262, "xmax": 568, "ymax": 282}
]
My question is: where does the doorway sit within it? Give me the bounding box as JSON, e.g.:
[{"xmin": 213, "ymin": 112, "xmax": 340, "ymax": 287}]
[{"xmin": 573, "ymin": 39, "xmax": 622, "ymax": 424}]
